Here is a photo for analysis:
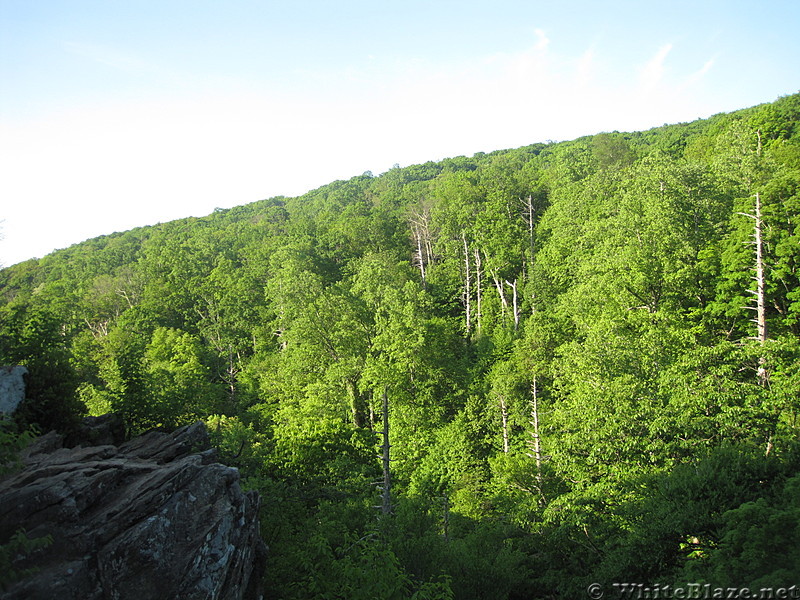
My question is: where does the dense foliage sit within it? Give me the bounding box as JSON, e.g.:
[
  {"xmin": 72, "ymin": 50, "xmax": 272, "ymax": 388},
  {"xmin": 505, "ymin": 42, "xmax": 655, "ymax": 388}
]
[{"xmin": 2, "ymin": 93, "xmax": 800, "ymax": 597}]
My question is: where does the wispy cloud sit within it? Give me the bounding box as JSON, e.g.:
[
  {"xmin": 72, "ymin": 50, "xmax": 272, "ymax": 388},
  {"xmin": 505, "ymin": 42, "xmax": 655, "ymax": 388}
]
[
  {"xmin": 679, "ymin": 56, "xmax": 716, "ymax": 91},
  {"xmin": 639, "ymin": 43, "xmax": 673, "ymax": 95}
]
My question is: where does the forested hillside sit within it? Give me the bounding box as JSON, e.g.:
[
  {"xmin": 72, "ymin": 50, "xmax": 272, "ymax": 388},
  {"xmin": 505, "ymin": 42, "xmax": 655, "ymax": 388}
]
[{"xmin": 2, "ymin": 93, "xmax": 800, "ymax": 598}]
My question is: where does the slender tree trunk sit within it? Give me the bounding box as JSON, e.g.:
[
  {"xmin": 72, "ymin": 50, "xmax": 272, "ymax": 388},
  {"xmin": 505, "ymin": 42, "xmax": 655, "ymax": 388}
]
[
  {"xmin": 493, "ymin": 274, "xmax": 508, "ymax": 319},
  {"xmin": 743, "ymin": 191, "xmax": 768, "ymax": 382},
  {"xmin": 225, "ymin": 345, "xmax": 239, "ymax": 408},
  {"xmin": 117, "ymin": 288, "xmax": 136, "ymax": 309},
  {"xmin": 751, "ymin": 131, "xmax": 774, "ymax": 456},
  {"xmin": 753, "ymin": 190, "xmax": 773, "ymax": 456},
  {"xmin": 523, "ymin": 195, "xmax": 535, "ymax": 267},
  {"xmin": 521, "ymin": 194, "xmax": 537, "ymax": 313},
  {"xmin": 463, "ymin": 234, "xmax": 471, "ymax": 334},
  {"xmin": 506, "ymin": 279, "xmax": 519, "ymax": 331},
  {"xmin": 425, "ymin": 236, "xmax": 434, "ymax": 267},
  {"xmin": 499, "ymin": 395, "xmax": 509, "ymax": 454},
  {"xmin": 410, "ymin": 204, "xmax": 434, "ymax": 284},
  {"xmin": 754, "ymin": 191, "xmax": 768, "ymax": 348},
  {"xmin": 475, "ymin": 248, "xmax": 483, "ymax": 333},
  {"xmin": 415, "ymin": 232, "xmax": 426, "ymax": 282},
  {"xmin": 740, "ymin": 173, "xmax": 772, "ymax": 454}
]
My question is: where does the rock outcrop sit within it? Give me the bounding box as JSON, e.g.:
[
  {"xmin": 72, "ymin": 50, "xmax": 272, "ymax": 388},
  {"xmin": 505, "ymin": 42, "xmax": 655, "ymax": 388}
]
[{"xmin": 0, "ymin": 416, "xmax": 266, "ymax": 600}]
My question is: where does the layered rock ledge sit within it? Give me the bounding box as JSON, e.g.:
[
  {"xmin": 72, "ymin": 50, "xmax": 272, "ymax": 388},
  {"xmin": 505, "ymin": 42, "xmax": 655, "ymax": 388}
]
[{"xmin": 0, "ymin": 416, "xmax": 266, "ymax": 600}]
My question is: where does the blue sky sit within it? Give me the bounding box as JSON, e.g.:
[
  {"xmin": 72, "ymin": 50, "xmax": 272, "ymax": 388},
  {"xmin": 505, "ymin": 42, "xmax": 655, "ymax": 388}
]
[{"xmin": 1, "ymin": 0, "xmax": 799, "ymax": 266}]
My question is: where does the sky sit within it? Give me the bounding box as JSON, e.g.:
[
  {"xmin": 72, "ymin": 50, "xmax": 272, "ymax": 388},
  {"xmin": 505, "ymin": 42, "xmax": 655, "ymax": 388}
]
[{"xmin": 1, "ymin": 0, "xmax": 799, "ymax": 266}]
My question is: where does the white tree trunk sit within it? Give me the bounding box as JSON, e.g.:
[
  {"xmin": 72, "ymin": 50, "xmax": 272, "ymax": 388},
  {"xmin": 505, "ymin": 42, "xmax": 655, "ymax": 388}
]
[
  {"xmin": 506, "ymin": 279, "xmax": 519, "ymax": 330},
  {"xmin": 493, "ymin": 274, "xmax": 508, "ymax": 319},
  {"xmin": 463, "ymin": 234, "xmax": 471, "ymax": 334},
  {"xmin": 499, "ymin": 395, "xmax": 509, "ymax": 454},
  {"xmin": 754, "ymin": 191, "xmax": 767, "ymax": 348},
  {"xmin": 475, "ymin": 248, "xmax": 482, "ymax": 333}
]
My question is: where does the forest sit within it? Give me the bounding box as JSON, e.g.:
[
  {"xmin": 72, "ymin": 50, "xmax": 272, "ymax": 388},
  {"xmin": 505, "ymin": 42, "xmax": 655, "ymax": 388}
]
[{"xmin": 2, "ymin": 92, "xmax": 800, "ymax": 598}]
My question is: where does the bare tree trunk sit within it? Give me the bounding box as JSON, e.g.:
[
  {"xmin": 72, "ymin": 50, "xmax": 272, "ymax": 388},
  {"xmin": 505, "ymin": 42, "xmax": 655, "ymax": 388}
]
[
  {"xmin": 521, "ymin": 194, "xmax": 537, "ymax": 314},
  {"xmin": 522, "ymin": 195, "xmax": 535, "ymax": 266},
  {"xmin": 746, "ymin": 131, "xmax": 774, "ymax": 456},
  {"xmin": 493, "ymin": 274, "xmax": 508, "ymax": 320},
  {"xmin": 84, "ymin": 318, "xmax": 110, "ymax": 339},
  {"xmin": 754, "ymin": 191, "xmax": 768, "ymax": 348},
  {"xmin": 475, "ymin": 248, "xmax": 483, "ymax": 334},
  {"xmin": 462, "ymin": 234, "xmax": 471, "ymax": 334},
  {"xmin": 415, "ymin": 231, "xmax": 426, "ymax": 282},
  {"xmin": 410, "ymin": 203, "xmax": 434, "ymax": 284},
  {"xmin": 225, "ymin": 345, "xmax": 240, "ymax": 408},
  {"xmin": 741, "ymin": 184, "xmax": 772, "ymax": 454},
  {"xmin": 743, "ymin": 191, "xmax": 768, "ymax": 383},
  {"xmin": 753, "ymin": 190, "xmax": 773, "ymax": 456},
  {"xmin": 737, "ymin": 186, "xmax": 779, "ymax": 460},
  {"xmin": 499, "ymin": 395, "xmax": 509, "ymax": 453},
  {"xmin": 506, "ymin": 279, "xmax": 519, "ymax": 331},
  {"xmin": 116, "ymin": 288, "xmax": 137, "ymax": 309}
]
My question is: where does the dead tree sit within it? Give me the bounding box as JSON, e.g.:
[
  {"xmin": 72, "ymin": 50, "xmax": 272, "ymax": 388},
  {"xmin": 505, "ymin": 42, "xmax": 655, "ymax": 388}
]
[
  {"xmin": 753, "ymin": 191, "xmax": 768, "ymax": 349},
  {"xmin": 492, "ymin": 272, "xmax": 509, "ymax": 320},
  {"xmin": 740, "ymin": 129, "xmax": 772, "ymax": 454},
  {"xmin": 498, "ymin": 394, "xmax": 509, "ymax": 454},
  {"xmin": 474, "ymin": 247, "xmax": 483, "ymax": 333},
  {"xmin": 527, "ymin": 375, "xmax": 545, "ymax": 498},
  {"xmin": 740, "ymin": 190, "xmax": 768, "ymax": 379},
  {"xmin": 741, "ymin": 189, "xmax": 773, "ymax": 456},
  {"xmin": 505, "ymin": 278, "xmax": 520, "ymax": 331},
  {"xmin": 462, "ymin": 234, "xmax": 471, "ymax": 334},
  {"xmin": 520, "ymin": 194, "xmax": 536, "ymax": 267},
  {"xmin": 410, "ymin": 203, "xmax": 435, "ymax": 283}
]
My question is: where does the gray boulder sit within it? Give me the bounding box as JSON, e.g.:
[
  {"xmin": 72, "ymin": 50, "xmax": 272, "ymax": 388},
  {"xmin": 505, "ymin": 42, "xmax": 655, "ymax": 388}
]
[{"xmin": 0, "ymin": 420, "xmax": 266, "ymax": 600}]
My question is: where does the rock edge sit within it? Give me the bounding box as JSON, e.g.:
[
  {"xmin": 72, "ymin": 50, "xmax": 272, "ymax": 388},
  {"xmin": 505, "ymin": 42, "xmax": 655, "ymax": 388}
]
[{"xmin": 0, "ymin": 418, "xmax": 266, "ymax": 600}]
